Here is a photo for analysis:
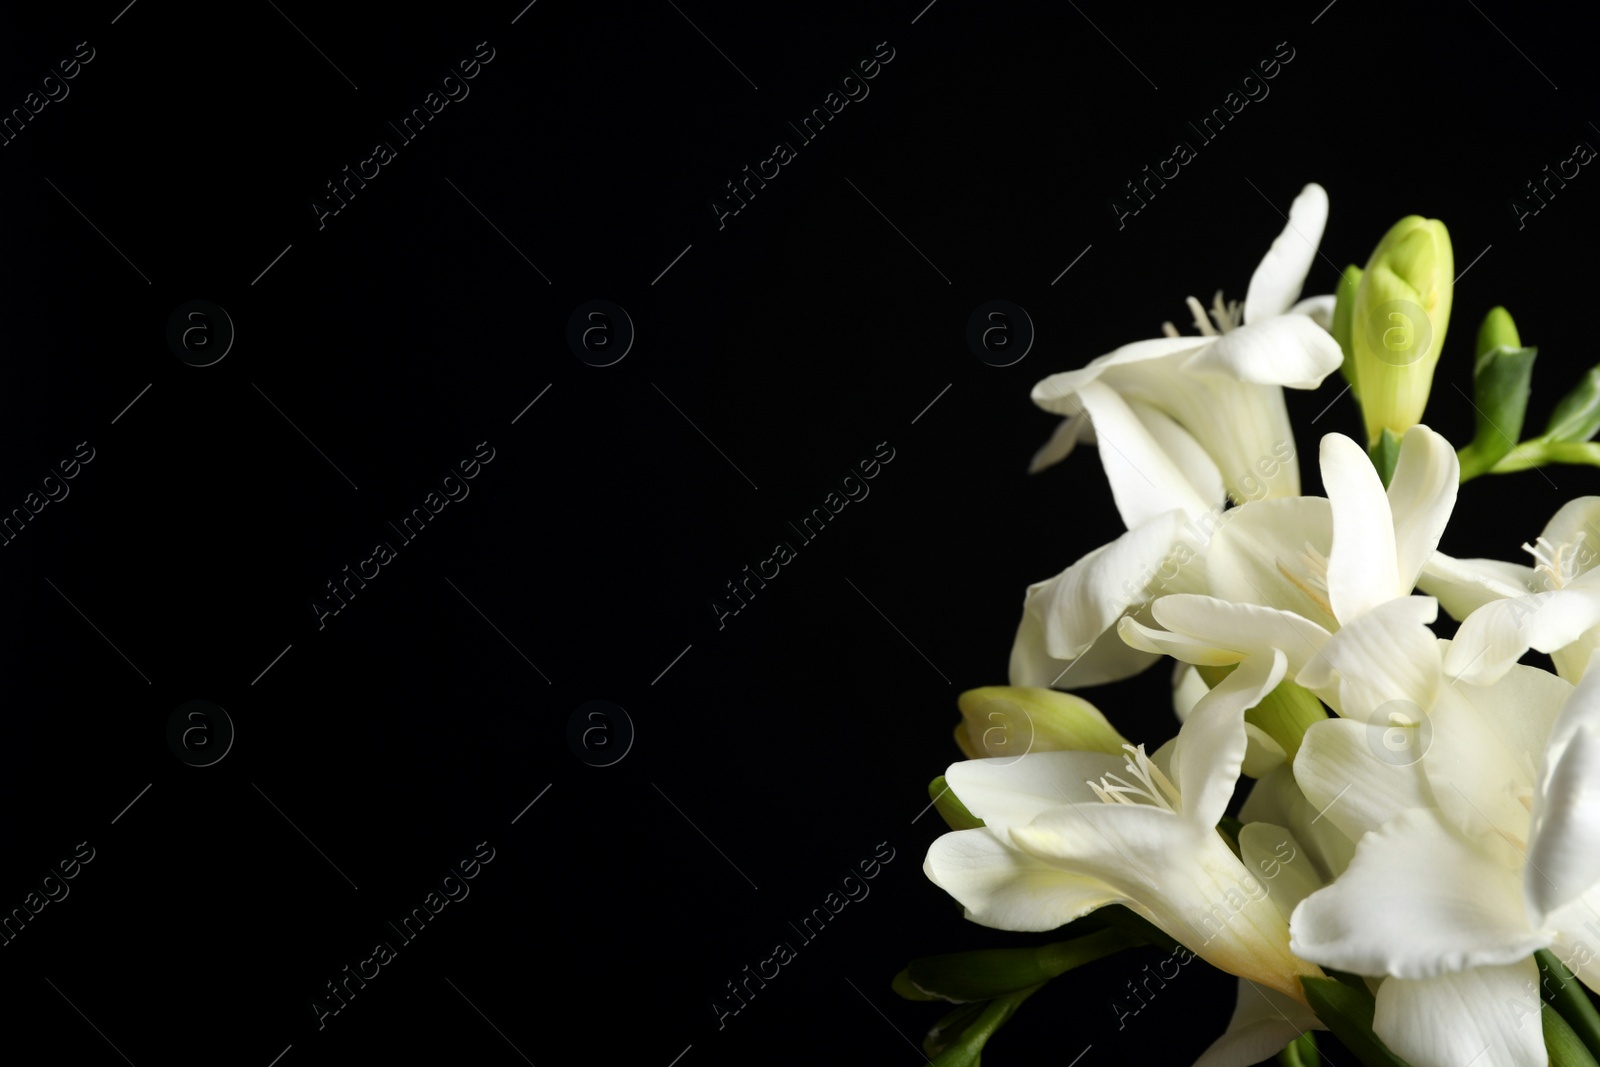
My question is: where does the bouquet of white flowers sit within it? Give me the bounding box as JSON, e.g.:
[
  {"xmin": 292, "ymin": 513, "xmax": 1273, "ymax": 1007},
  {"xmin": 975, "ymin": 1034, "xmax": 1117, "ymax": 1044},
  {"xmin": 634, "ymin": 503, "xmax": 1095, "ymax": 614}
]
[{"xmin": 900, "ymin": 183, "xmax": 1600, "ymax": 1066}]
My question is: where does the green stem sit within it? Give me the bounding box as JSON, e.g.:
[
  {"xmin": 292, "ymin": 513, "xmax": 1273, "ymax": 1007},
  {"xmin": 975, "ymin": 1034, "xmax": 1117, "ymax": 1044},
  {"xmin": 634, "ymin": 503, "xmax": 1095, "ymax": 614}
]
[{"xmin": 1539, "ymin": 949, "xmax": 1600, "ymax": 1061}]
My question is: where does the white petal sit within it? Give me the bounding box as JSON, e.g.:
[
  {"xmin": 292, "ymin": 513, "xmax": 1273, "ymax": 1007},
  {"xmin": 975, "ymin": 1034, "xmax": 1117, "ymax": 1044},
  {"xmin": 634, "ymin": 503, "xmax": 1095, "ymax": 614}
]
[
  {"xmin": 1240, "ymin": 767, "xmax": 1357, "ymax": 881},
  {"xmin": 1015, "ymin": 806, "xmax": 1313, "ymax": 998},
  {"xmin": 1373, "ymin": 960, "xmax": 1547, "ymax": 1067},
  {"xmin": 1387, "ymin": 426, "xmax": 1460, "ymax": 592},
  {"xmin": 1244, "ymin": 183, "xmax": 1329, "ymax": 325},
  {"xmin": 1173, "ymin": 663, "xmax": 1208, "ymax": 723},
  {"xmin": 1128, "ymin": 400, "xmax": 1227, "ymax": 511},
  {"xmin": 1238, "ymin": 823, "xmax": 1323, "ymax": 921},
  {"xmin": 1288, "ymin": 294, "xmax": 1336, "ymax": 330},
  {"xmin": 1192, "ymin": 977, "xmax": 1324, "ymax": 1067},
  {"xmin": 945, "ymin": 750, "xmax": 1126, "ymax": 841},
  {"xmin": 1321, "ymin": 432, "xmax": 1400, "ymax": 620},
  {"xmin": 1295, "ymin": 596, "xmax": 1441, "ymax": 722},
  {"xmin": 1527, "ymin": 725, "xmax": 1600, "ymax": 924},
  {"xmin": 1120, "ymin": 616, "xmax": 1250, "ymax": 667},
  {"xmin": 1419, "ymin": 552, "xmax": 1534, "ymax": 621},
  {"xmin": 1182, "ymin": 315, "xmax": 1342, "ymax": 391},
  {"xmin": 1013, "ymin": 512, "xmax": 1189, "ymax": 665},
  {"xmin": 1032, "ymin": 336, "xmax": 1210, "ymax": 414},
  {"xmin": 1540, "ymin": 496, "xmax": 1600, "ymax": 560},
  {"xmin": 1290, "ymin": 808, "xmax": 1546, "ymax": 978},
  {"xmin": 924, "ymin": 828, "xmax": 1120, "ymax": 932},
  {"xmin": 1077, "ymin": 381, "xmax": 1219, "ymax": 526},
  {"xmin": 1028, "ymin": 412, "xmax": 1090, "ymax": 474},
  {"xmin": 1203, "ymin": 496, "xmax": 1338, "ymax": 630},
  {"xmin": 1011, "ymin": 615, "xmax": 1161, "ymax": 689},
  {"xmin": 1293, "ymin": 718, "xmax": 1434, "ymax": 842},
  {"xmin": 1172, "ymin": 649, "xmax": 1288, "ymax": 828},
  {"xmin": 1150, "ymin": 595, "xmax": 1334, "ymax": 677},
  {"xmin": 1528, "ymin": 660, "xmax": 1600, "ymax": 921},
  {"xmin": 1445, "ymin": 588, "xmax": 1600, "ymax": 686},
  {"xmin": 1241, "ymin": 724, "xmax": 1287, "ymax": 778}
]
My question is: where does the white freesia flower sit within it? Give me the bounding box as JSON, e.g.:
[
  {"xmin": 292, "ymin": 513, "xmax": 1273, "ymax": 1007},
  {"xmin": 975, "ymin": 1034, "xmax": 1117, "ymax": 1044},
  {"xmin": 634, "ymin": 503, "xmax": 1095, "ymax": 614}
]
[
  {"xmin": 924, "ymin": 651, "xmax": 1324, "ymax": 1001},
  {"xmin": 1009, "ymin": 183, "xmax": 1343, "ymax": 689},
  {"xmin": 1119, "ymin": 426, "xmax": 1459, "ymax": 723},
  {"xmin": 1288, "ymin": 650, "xmax": 1598, "ymax": 1067},
  {"xmin": 1424, "ymin": 497, "xmax": 1600, "ymax": 685}
]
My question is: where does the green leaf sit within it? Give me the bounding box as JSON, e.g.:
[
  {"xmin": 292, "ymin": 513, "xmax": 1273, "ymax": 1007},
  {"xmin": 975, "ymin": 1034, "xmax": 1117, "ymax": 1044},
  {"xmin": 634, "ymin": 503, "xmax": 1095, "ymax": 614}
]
[
  {"xmin": 1457, "ymin": 343, "xmax": 1538, "ymax": 480},
  {"xmin": 1278, "ymin": 1031, "xmax": 1320, "ymax": 1067},
  {"xmin": 1544, "ymin": 366, "xmax": 1600, "ymax": 444},
  {"xmin": 1548, "ymin": 1002, "xmax": 1600, "ymax": 1067},
  {"xmin": 902, "ymin": 928, "xmax": 1138, "ymax": 1003},
  {"xmin": 1300, "ymin": 976, "xmax": 1416, "ymax": 1067},
  {"xmin": 925, "ymin": 985, "xmax": 1043, "ymax": 1065},
  {"xmin": 1539, "ymin": 949, "xmax": 1600, "ymax": 1061},
  {"xmin": 1333, "ymin": 263, "xmax": 1364, "ymax": 398},
  {"xmin": 1369, "ymin": 428, "xmax": 1403, "ymax": 487},
  {"xmin": 930, "ymin": 776, "xmax": 984, "ymax": 831}
]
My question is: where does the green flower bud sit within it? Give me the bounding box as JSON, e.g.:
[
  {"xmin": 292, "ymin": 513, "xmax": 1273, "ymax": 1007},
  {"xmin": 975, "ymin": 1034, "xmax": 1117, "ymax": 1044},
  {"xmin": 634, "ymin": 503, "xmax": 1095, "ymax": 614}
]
[
  {"xmin": 1351, "ymin": 216, "xmax": 1454, "ymax": 446},
  {"xmin": 1458, "ymin": 307, "xmax": 1537, "ymax": 481},
  {"xmin": 954, "ymin": 686, "xmax": 1127, "ymax": 760},
  {"xmin": 1332, "ymin": 264, "xmax": 1364, "ymax": 398}
]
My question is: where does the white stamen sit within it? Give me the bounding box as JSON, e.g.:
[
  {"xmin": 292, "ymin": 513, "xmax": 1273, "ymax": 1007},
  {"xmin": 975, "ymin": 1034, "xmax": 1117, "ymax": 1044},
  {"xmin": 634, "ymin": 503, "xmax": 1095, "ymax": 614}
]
[
  {"xmin": 1187, "ymin": 296, "xmax": 1219, "ymax": 337},
  {"xmin": 1088, "ymin": 744, "xmax": 1181, "ymax": 813}
]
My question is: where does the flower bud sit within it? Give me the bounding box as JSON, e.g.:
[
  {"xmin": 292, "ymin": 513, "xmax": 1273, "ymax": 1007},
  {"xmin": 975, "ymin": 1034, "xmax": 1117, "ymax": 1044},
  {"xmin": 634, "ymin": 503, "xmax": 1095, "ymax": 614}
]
[
  {"xmin": 1351, "ymin": 216, "xmax": 1454, "ymax": 445},
  {"xmin": 955, "ymin": 686, "xmax": 1127, "ymax": 760}
]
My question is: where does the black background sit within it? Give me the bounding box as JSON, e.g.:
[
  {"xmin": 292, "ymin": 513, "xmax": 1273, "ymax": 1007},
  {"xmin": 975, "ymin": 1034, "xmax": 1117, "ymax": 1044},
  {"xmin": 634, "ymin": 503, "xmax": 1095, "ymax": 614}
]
[{"xmin": 0, "ymin": 1, "xmax": 1596, "ymax": 1064}]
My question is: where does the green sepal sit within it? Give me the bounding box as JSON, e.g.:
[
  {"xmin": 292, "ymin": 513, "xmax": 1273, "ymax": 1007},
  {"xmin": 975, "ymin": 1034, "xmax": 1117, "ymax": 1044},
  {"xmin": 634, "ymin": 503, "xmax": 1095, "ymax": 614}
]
[
  {"xmin": 900, "ymin": 928, "xmax": 1138, "ymax": 1003},
  {"xmin": 1547, "ymin": 1002, "xmax": 1600, "ymax": 1067},
  {"xmin": 930, "ymin": 775, "xmax": 984, "ymax": 831},
  {"xmin": 1539, "ymin": 949, "xmax": 1600, "ymax": 1061},
  {"xmin": 1457, "ymin": 343, "xmax": 1537, "ymax": 480},
  {"xmin": 1333, "ymin": 264, "xmax": 1364, "ymax": 398},
  {"xmin": 1370, "ymin": 428, "xmax": 1403, "ymax": 487},
  {"xmin": 1278, "ymin": 1031, "xmax": 1320, "ymax": 1067},
  {"xmin": 1247, "ymin": 680, "xmax": 1328, "ymax": 763},
  {"xmin": 925, "ymin": 984, "xmax": 1043, "ymax": 1065},
  {"xmin": 1300, "ymin": 975, "xmax": 1416, "ymax": 1067},
  {"xmin": 1544, "ymin": 366, "xmax": 1600, "ymax": 444}
]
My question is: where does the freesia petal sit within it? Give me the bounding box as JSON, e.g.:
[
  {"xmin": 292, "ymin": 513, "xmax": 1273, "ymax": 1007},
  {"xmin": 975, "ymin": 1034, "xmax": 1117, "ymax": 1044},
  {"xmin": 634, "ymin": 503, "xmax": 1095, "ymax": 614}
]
[
  {"xmin": 1203, "ymin": 496, "xmax": 1338, "ymax": 630},
  {"xmin": 1028, "ymin": 412, "xmax": 1090, "ymax": 474},
  {"xmin": 1119, "ymin": 616, "xmax": 1249, "ymax": 667},
  {"xmin": 1287, "ymin": 293, "xmax": 1335, "ymax": 329},
  {"xmin": 1372, "ymin": 960, "xmax": 1546, "ymax": 1067},
  {"xmin": 1150, "ymin": 595, "xmax": 1333, "ymax": 677},
  {"xmin": 1241, "ymin": 724, "xmax": 1286, "ymax": 778},
  {"xmin": 1387, "ymin": 426, "xmax": 1459, "ymax": 592},
  {"xmin": 1192, "ymin": 977, "xmax": 1324, "ymax": 1067},
  {"xmin": 1173, "ymin": 649, "xmax": 1288, "ymax": 827},
  {"xmin": 924, "ymin": 828, "xmax": 1121, "ymax": 932},
  {"xmin": 1014, "ymin": 806, "xmax": 1316, "ymax": 998},
  {"xmin": 1293, "ymin": 718, "xmax": 1433, "ymax": 842},
  {"xmin": 1128, "ymin": 400, "xmax": 1227, "ymax": 511},
  {"xmin": 1173, "ymin": 662, "xmax": 1209, "ymax": 722},
  {"xmin": 1296, "ymin": 596, "xmax": 1440, "ymax": 722},
  {"xmin": 1321, "ymin": 432, "xmax": 1400, "ymax": 620},
  {"xmin": 1445, "ymin": 588, "xmax": 1600, "ymax": 686},
  {"xmin": 1540, "ymin": 496, "xmax": 1600, "ymax": 560},
  {"xmin": 1032, "ymin": 336, "xmax": 1210, "ymax": 414},
  {"xmin": 1244, "ymin": 183, "xmax": 1328, "ymax": 325},
  {"xmin": 1012, "ymin": 606, "xmax": 1161, "ymax": 688},
  {"xmin": 1240, "ymin": 767, "xmax": 1357, "ymax": 881},
  {"xmin": 1182, "ymin": 315, "xmax": 1341, "ymax": 391},
  {"xmin": 1077, "ymin": 381, "xmax": 1217, "ymax": 526},
  {"xmin": 1527, "ymin": 725, "xmax": 1600, "ymax": 924},
  {"xmin": 1419, "ymin": 552, "xmax": 1534, "ymax": 621},
  {"xmin": 1238, "ymin": 823, "xmax": 1322, "ymax": 921},
  {"xmin": 945, "ymin": 750, "xmax": 1126, "ymax": 841},
  {"xmin": 1290, "ymin": 807, "xmax": 1546, "ymax": 978}
]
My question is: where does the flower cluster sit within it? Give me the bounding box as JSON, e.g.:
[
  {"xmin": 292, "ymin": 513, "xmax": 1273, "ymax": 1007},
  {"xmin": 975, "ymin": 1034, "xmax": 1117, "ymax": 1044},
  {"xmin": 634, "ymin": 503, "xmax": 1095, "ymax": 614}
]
[{"xmin": 905, "ymin": 184, "xmax": 1600, "ymax": 1066}]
